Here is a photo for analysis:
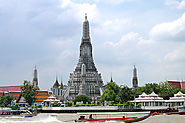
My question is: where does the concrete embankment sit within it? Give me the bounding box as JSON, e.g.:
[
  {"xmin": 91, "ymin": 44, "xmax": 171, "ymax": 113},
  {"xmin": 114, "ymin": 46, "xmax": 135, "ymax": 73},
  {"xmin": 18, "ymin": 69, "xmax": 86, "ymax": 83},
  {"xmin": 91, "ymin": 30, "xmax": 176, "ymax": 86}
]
[{"xmin": 39, "ymin": 106, "xmax": 142, "ymax": 113}]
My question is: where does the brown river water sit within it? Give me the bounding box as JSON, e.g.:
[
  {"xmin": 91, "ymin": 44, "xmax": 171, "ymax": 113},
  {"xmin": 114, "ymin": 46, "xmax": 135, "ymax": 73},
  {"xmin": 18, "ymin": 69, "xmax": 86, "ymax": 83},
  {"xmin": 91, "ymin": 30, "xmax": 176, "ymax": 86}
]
[{"xmin": 0, "ymin": 113, "xmax": 185, "ymax": 123}]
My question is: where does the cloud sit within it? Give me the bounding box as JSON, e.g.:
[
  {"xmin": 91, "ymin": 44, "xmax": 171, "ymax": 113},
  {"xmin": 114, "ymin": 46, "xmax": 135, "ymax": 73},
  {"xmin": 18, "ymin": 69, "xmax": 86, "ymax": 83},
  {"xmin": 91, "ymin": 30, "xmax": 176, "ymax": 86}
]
[
  {"xmin": 92, "ymin": 18, "xmax": 133, "ymax": 41},
  {"xmin": 102, "ymin": 0, "xmax": 134, "ymax": 4},
  {"xmin": 105, "ymin": 32, "xmax": 152, "ymax": 47},
  {"xmin": 60, "ymin": 0, "xmax": 99, "ymax": 20},
  {"xmin": 165, "ymin": 0, "xmax": 185, "ymax": 9},
  {"xmin": 164, "ymin": 43, "xmax": 185, "ymax": 62},
  {"xmin": 150, "ymin": 12, "xmax": 185, "ymax": 42}
]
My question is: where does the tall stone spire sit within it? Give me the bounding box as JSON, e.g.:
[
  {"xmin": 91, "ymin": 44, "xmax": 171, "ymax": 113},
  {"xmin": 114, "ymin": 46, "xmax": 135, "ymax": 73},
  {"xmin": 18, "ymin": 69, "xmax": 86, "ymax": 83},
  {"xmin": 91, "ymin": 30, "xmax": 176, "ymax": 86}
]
[
  {"xmin": 82, "ymin": 13, "xmax": 90, "ymax": 40},
  {"xmin": 33, "ymin": 65, "xmax": 39, "ymax": 89},
  {"xmin": 75, "ymin": 13, "xmax": 97, "ymax": 72},
  {"xmin": 66, "ymin": 14, "xmax": 104, "ymax": 101},
  {"xmin": 132, "ymin": 65, "xmax": 138, "ymax": 89}
]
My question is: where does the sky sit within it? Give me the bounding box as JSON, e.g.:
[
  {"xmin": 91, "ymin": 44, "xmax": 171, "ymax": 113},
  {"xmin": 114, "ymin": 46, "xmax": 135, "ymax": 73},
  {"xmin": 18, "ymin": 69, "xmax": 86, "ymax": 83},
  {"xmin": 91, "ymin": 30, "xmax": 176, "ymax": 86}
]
[{"xmin": 0, "ymin": 0, "xmax": 185, "ymax": 90}]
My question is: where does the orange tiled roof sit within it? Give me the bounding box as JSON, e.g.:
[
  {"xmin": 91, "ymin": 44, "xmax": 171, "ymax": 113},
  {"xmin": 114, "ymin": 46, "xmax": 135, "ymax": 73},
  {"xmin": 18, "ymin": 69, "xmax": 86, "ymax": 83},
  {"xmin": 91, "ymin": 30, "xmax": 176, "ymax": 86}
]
[{"xmin": 0, "ymin": 86, "xmax": 21, "ymax": 92}]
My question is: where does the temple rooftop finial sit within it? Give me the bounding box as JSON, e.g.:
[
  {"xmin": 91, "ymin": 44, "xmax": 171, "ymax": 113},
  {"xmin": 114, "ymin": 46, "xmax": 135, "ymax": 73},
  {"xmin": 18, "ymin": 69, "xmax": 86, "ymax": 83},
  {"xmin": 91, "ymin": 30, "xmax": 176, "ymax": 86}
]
[
  {"xmin": 110, "ymin": 72, "xmax": 113, "ymax": 82},
  {"xmin": 56, "ymin": 75, "xmax": 58, "ymax": 81},
  {"xmin": 85, "ymin": 13, "xmax": 87, "ymax": 20}
]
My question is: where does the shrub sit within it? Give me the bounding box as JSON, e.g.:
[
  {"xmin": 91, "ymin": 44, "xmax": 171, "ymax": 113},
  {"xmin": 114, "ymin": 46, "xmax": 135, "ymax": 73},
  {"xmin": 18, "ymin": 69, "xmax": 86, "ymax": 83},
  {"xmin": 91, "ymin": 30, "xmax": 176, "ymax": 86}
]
[
  {"xmin": 65, "ymin": 101, "xmax": 72, "ymax": 107},
  {"xmin": 35, "ymin": 105, "xmax": 42, "ymax": 108},
  {"xmin": 136, "ymin": 103, "xmax": 141, "ymax": 107},
  {"xmin": 123, "ymin": 101, "xmax": 134, "ymax": 106}
]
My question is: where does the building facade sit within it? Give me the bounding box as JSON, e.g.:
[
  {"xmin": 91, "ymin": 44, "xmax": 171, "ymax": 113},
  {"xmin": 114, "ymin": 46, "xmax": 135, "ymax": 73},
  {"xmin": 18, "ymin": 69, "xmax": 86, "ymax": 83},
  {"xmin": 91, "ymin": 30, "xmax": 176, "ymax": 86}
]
[
  {"xmin": 52, "ymin": 14, "xmax": 104, "ymax": 101},
  {"xmin": 167, "ymin": 81, "xmax": 185, "ymax": 89},
  {"xmin": 131, "ymin": 91, "xmax": 185, "ymax": 108}
]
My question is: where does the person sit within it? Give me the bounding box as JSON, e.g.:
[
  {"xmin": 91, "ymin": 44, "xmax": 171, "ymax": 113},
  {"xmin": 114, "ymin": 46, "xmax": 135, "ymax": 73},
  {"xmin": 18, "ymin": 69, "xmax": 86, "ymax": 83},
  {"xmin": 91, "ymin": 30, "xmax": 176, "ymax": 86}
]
[{"xmin": 89, "ymin": 114, "xmax": 93, "ymax": 119}]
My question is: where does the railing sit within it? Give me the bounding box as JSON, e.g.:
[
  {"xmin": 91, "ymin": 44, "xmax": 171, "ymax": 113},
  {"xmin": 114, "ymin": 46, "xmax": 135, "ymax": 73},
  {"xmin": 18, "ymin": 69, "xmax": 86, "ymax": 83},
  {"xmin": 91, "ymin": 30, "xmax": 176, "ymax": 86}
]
[{"xmin": 118, "ymin": 106, "xmax": 141, "ymax": 109}]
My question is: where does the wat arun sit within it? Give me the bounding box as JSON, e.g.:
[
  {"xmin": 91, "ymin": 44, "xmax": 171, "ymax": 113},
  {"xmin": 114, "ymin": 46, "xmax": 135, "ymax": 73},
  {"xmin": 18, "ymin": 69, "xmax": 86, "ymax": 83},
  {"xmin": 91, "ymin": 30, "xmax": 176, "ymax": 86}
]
[{"xmin": 54, "ymin": 14, "xmax": 104, "ymax": 101}]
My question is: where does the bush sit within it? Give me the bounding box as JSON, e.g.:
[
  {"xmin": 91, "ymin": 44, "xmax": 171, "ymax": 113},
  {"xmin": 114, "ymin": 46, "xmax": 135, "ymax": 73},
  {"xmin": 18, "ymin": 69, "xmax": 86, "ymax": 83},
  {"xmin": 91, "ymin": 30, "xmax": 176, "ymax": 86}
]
[
  {"xmin": 118, "ymin": 103, "xmax": 124, "ymax": 106},
  {"xmin": 51, "ymin": 101, "xmax": 61, "ymax": 107},
  {"xmin": 65, "ymin": 101, "xmax": 72, "ymax": 107},
  {"xmin": 35, "ymin": 105, "xmax": 42, "ymax": 108},
  {"xmin": 136, "ymin": 103, "xmax": 141, "ymax": 107},
  {"xmin": 123, "ymin": 101, "xmax": 134, "ymax": 106},
  {"xmin": 73, "ymin": 95, "xmax": 91, "ymax": 104}
]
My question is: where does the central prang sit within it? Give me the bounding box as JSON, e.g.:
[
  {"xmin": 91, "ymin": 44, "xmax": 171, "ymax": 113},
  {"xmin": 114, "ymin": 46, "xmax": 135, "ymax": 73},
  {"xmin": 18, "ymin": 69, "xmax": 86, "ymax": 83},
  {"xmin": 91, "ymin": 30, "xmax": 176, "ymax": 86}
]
[{"xmin": 62, "ymin": 14, "xmax": 104, "ymax": 101}]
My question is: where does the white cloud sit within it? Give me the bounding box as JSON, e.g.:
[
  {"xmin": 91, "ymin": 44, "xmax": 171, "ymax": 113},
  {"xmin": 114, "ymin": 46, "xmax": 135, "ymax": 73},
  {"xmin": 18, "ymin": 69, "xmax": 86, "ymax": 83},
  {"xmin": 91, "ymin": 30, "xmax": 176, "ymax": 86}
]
[
  {"xmin": 60, "ymin": 0, "xmax": 99, "ymax": 21},
  {"xmin": 165, "ymin": 0, "xmax": 185, "ymax": 9},
  {"xmin": 49, "ymin": 37, "xmax": 73, "ymax": 48},
  {"xmin": 93, "ymin": 18, "xmax": 133, "ymax": 40},
  {"xmin": 164, "ymin": 43, "xmax": 185, "ymax": 62},
  {"xmin": 105, "ymin": 32, "xmax": 152, "ymax": 47},
  {"xmin": 103, "ymin": 0, "xmax": 134, "ymax": 4},
  {"xmin": 150, "ymin": 12, "xmax": 185, "ymax": 42}
]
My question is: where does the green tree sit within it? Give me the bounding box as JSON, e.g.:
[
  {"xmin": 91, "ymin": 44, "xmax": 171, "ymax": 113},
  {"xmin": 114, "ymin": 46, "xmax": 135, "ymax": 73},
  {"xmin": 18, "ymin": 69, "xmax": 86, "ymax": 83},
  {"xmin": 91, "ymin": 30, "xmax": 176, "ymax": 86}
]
[
  {"xmin": 143, "ymin": 83, "xmax": 160, "ymax": 94},
  {"xmin": 73, "ymin": 95, "xmax": 91, "ymax": 104},
  {"xmin": 132, "ymin": 83, "xmax": 160, "ymax": 98},
  {"xmin": 0, "ymin": 95, "xmax": 14, "ymax": 107},
  {"xmin": 158, "ymin": 82, "xmax": 178, "ymax": 100},
  {"xmin": 100, "ymin": 81, "xmax": 120, "ymax": 103},
  {"xmin": 21, "ymin": 80, "xmax": 37, "ymax": 106},
  {"xmin": 106, "ymin": 81, "xmax": 120, "ymax": 94},
  {"xmin": 119, "ymin": 85, "xmax": 134, "ymax": 103}
]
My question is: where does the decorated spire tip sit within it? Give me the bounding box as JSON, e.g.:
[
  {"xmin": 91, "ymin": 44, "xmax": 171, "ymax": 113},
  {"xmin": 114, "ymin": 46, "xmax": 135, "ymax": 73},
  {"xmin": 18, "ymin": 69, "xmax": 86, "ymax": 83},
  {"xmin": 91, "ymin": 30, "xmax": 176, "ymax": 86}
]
[{"xmin": 85, "ymin": 13, "xmax": 87, "ymax": 20}]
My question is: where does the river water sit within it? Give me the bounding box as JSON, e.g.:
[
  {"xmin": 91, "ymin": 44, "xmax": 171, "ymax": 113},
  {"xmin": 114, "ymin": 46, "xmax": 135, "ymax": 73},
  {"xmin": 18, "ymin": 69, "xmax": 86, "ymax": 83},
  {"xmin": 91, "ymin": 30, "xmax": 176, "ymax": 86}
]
[{"xmin": 0, "ymin": 113, "xmax": 185, "ymax": 123}]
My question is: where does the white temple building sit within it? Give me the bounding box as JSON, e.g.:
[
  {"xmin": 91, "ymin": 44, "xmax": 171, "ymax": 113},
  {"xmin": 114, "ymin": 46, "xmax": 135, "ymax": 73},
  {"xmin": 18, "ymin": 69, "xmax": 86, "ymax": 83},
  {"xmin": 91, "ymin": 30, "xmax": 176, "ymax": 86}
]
[
  {"xmin": 43, "ymin": 95, "xmax": 60, "ymax": 107},
  {"xmin": 131, "ymin": 92, "xmax": 165, "ymax": 107},
  {"xmin": 166, "ymin": 91, "xmax": 185, "ymax": 106},
  {"xmin": 131, "ymin": 91, "xmax": 185, "ymax": 108}
]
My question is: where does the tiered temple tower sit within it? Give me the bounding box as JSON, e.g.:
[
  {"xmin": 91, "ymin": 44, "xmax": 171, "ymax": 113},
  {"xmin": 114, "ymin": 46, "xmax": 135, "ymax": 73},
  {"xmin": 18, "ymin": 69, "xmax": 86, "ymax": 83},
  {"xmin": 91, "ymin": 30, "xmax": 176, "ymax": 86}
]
[
  {"xmin": 64, "ymin": 14, "xmax": 104, "ymax": 101},
  {"xmin": 132, "ymin": 65, "xmax": 138, "ymax": 89},
  {"xmin": 33, "ymin": 66, "xmax": 39, "ymax": 89}
]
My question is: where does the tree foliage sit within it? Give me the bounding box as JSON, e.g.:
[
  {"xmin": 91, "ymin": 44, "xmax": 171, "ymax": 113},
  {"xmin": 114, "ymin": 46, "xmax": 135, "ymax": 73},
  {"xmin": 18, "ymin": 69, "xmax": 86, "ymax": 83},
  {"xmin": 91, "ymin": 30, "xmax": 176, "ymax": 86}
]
[
  {"xmin": 100, "ymin": 80, "xmax": 185, "ymax": 104},
  {"xmin": 119, "ymin": 85, "xmax": 134, "ymax": 103},
  {"xmin": 73, "ymin": 95, "xmax": 91, "ymax": 104},
  {"xmin": 21, "ymin": 80, "xmax": 37, "ymax": 106},
  {"xmin": 0, "ymin": 95, "xmax": 14, "ymax": 107},
  {"xmin": 158, "ymin": 82, "xmax": 178, "ymax": 100},
  {"xmin": 100, "ymin": 81, "xmax": 120, "ymax": 103}
]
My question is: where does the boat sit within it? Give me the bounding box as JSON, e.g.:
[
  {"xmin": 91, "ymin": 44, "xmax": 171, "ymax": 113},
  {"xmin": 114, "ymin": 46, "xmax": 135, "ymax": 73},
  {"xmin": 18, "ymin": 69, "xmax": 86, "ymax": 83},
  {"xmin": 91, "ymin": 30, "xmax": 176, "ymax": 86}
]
[
  {"xmin": 124, "ymin": 112, "xmax": 157, "ymax": 123},
  {"xmin": 20, "ymin": 110, "xmax": 33, "ymax": 117},
  {"xmin": 167, "ymin": 106, "xmax": 185, "ymax": 115},
  {"xmin": 75, "ymin": 111, "xmax": 156, "ymax": 122}
]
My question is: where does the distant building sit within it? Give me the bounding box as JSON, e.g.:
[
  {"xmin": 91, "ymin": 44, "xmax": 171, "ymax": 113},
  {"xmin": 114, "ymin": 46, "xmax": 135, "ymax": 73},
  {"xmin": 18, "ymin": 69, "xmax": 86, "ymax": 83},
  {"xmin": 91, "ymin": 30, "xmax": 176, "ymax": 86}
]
[
  {"xmin": 131, "ymin": 91, "xmax": 185, "ymax": 108},
  {"xmin": 51, "ymin": 77, "xmax": 64, "ymax": 101},
  {"xmin": 166, "ymin": 91, "xmax": 185, "ymax": 106},
  {"xmin": 52, "ymin": 14, "xmax": 105, "ymax": 101},
  {"xmin": 43, "ymin": 95, "xmax": 60, "ymax": 107},
  {"xmin": 32, "ymin": 66, "xmax": 39, "ymax": 89},
  {"xmin": 131, "ymin": 92, "xmax": 165, "ymax": 107},
  {"xmin": 16, "ymin": 90, "xmax": 52, "ymax": 106},
  {"xmin": 132, "ymin": 65, "xmax": 138, "ymax": 89},
  {"xmin": 167, "ymin": 81, "xmax": 185, "ymax": 89},
  {"xmin": 0, "ymin": 86, "xmax": 21, "ymax": 100}
]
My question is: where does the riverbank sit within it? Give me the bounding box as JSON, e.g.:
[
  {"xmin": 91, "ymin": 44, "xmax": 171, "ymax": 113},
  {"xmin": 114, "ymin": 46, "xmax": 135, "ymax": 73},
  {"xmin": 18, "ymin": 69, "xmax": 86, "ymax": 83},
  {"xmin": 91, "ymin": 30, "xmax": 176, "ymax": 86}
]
[{"xmin": 0, "ymin": 113, "xmax": 185, "ymax": 123}]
